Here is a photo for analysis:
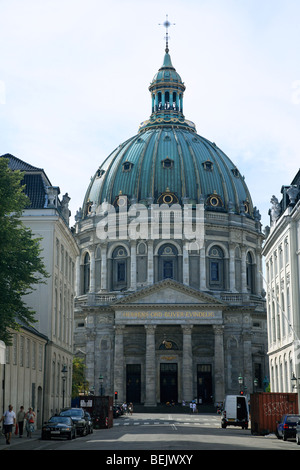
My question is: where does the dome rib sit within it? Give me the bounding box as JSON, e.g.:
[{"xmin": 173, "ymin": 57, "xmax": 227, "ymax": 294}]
[{"xmin": 172, "ymin": 128, "xmax": 186, "ymax": 199}]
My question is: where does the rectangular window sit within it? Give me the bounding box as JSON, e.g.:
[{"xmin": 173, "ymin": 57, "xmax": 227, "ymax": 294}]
[
  {"xmin": 117, "ymin": 262, "xmax": 126, "ymax": 282},
  {"xmin": 211, "ymin": 261, "xmax": 219, "ymax": 281},
  {"xmin": 163, "ymin": 260, "xmax": 173, "ymax": 279}
]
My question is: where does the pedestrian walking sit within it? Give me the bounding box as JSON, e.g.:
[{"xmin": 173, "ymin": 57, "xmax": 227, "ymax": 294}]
[
  {"xmin": 0, "ymin": 404, "xmax": 16, "ymax": 444},
  {"xmin": 25, "ymin": 407, "xmax": 36, "ymax": 438},
  {"xmin": 17, "ymin": 406, "xmax": 26, "ymax": 438},
  {"xmin": 128, "ymin": 403, "xmax": 133, "ymax": 415}
]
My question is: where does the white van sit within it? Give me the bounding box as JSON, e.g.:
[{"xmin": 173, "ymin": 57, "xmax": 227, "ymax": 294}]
[{"xmin": 221, "ymin": 395, "xmax": 249, "ymax": 429}]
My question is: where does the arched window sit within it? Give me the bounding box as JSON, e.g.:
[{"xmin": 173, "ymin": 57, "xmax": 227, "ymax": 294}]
[
  {"xmin": 208, "ymin": 246, "xmax": 224, "ymax": 289},
  {"xmin": 246, "ymin": 252, "xmax": 255, "ymax": 294},
  {"xmin": 158, "ymin": 244, "xmax": 178, "ymax": 281},
  {"xmin": 112, "ymin": 246, "xmax": 128, "ymax": 290},
  {"xmin": 83, "ymin": 253, "xmax": 90, "ymax": 294}
]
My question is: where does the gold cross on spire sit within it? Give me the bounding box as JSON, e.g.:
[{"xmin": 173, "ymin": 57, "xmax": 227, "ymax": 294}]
[{"xmin": 159, "ymin": 14, "xmax": 175, "ymax": 53}]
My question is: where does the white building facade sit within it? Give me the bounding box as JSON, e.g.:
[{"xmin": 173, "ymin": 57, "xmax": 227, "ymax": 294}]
[
  {"xmin": 0, "ymin": 154, "xmax": 79, "ymax": 425},
  {"xmin": 262, "ymin": 170, "xmax": 300, "ymax": 394}
]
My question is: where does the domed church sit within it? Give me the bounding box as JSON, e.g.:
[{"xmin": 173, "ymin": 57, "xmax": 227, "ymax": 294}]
[{"xmin": 74, "ymin": 32, "xmax": 268, "ymax": 406}]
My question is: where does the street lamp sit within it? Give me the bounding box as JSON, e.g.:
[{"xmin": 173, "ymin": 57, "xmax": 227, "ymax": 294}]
[
  {"xmin": 61, "ymin": 364, "xmax": 67, "ymax": 409},
  {"xmin": 291, "ymin": 372, "xmax": 299, "ymax": 390},
  {"xmin": 99, "ymin": 374, "xmax": 104, "ymax": 396},
  {"xmin": 238, "ymin": 374, "xmax": 243, "ymax": 394},
  {"xmin": 253, "ymin": 378, "xmax": 258, "ymax": 392}
]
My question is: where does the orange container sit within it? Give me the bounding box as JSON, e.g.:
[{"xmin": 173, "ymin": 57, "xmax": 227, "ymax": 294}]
[{"xmin": 250, "ymin": 392, "xmax": 298, "ymax": 435}]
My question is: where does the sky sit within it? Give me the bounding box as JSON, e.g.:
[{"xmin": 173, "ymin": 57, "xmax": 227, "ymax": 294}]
[{"xmin": 0, "ymin": 0, "xmax": 299, "ymax": 228}]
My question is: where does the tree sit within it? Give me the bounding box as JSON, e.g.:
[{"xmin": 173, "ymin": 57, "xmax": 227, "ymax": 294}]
[
  {"xmin": 72, "ymin": 357, "xmax": 89, "ymax": 399},
  {"xmin": 0, "ymin": 157, "xmax": 49, "ymax": 344}
]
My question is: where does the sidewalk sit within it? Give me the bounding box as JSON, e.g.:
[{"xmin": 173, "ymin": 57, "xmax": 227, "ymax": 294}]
[{"xmin": 0, "ymin": 429, "xmax": 40, "ymax": 449}]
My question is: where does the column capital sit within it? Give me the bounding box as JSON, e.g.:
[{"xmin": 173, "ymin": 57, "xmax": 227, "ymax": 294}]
[
  {"xmin": 213, "ymin": 324, "xmax": 224, "ymax": 335},
  {"xmin": 144, "ymin": 324, "xmax": 157, "ymax": 333},
  {"xmin": 181, "ymin": 324, "xmax": 193, "ymax": 334},
  {"xmin": 114, "ymin": 325, "xmax": 126, "ymax": 334}
]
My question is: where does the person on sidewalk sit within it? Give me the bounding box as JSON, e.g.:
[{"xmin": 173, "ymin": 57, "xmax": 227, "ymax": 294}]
[
  {"xmin": 25, "ymin": 407, "xmax": 36, "ymax": 438},
  {"xmin": 0, "ymin": 404, "xmax": 16, "ymax": 444},
  {"xmin": 17, "ymin": 406, "xmax": 26, "ymax": 438}
]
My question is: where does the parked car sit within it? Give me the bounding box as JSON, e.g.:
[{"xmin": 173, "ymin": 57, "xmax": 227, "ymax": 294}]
[
  {"xmin": 59, "ymin": 408, "xmax": 89, "ymax": 436},
  {"xmin": 41, "ymin": 416, "xmax": 76, "ymax": 440},
  {"xmin": 85, "ymin": 411, "xmax": 93, "ymax": 434},
  {"xmin": 276, "ymin": 414, "xmax": 300, "ymax": 441},
  {"xmin": 296, "ymin": 419, "xmax": 300, "ymax": 445}
]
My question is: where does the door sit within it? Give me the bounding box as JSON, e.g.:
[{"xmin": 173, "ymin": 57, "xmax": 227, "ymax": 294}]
[
  {"xmin": 197, "ymin": 364, "xmax": 213, "ymax": 403},
  {"xmin": 126, "ymin": 364, "xmax": 141, "ymax": 403},
  {"xmin": 160, "ymin": 363, "xmax": 178, "ymax": 403}
]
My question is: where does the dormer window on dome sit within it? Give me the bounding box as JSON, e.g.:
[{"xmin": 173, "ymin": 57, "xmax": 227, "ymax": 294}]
[
  {"xmin": 232, "ymin": 168, "xmax": 240, "ymax": 178},
  {"xmin": 162, "ymin": 157, "xmax": 174, "ymax": 169},
  {"xmin": 207, "ymin": 192, "xmax": 223, "ymax": 208},
  {"xmin": 157, "ymin": 189, "xmax": 178, "ymax": 205},
  {"xmin": 96, "ymin": 168, "xmax": 105, "ymax": 178},
  {"xmin": 113, "ymin": 192, "xmax": 129, "ymax": 208},
  {"xmin": 203, "ymin": 160, "xmax": 213, "ymax": 171},
  {"xmin": 122, "ymin": 161, "xmax": 133, "ymax": 172}
]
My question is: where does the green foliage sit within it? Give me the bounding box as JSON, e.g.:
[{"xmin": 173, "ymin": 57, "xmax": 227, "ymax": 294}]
[
  {"xmin": 0, "ymin": 158, "xmax": 49, "ymax": 344},
  {"xmin": 72, "ymin": 357, "xmax": 89, "ymax": 399}
]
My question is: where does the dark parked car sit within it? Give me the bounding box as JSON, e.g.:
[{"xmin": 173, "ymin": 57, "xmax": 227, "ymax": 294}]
[
  {"xmin": 59, "ymin": 408, "xmax": 89, "ymax": 436},
  {"xmin": 85, "ymin": 411, "xmax": 93, "ymax": 434},
  {"xmin": 41, "ymin": 416, "xmax": 76, "ymax": 440},
  {"xmin": 296, "ymin": 419, "xmax": 300, "ymax": 445},
  {"xmin": 276, "ymin": 414, "xmax": 300, "ymax": 441}
]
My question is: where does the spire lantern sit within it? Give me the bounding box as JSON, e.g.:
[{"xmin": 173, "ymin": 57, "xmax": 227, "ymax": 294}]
[{"xmin": 138, "ymin": 17, "xmax": 196, "ymax": 132}]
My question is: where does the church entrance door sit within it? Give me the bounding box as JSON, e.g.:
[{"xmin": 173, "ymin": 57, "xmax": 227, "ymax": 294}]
[
  {"xmin": 126, "ymin": 364, "xmax": 141, "ymax": 403},
  {"xmin": 197, "ymin": 364, "xmax": 213, "ymax": 403},
  {"xmin": 160, "ymin": 363, "xmax": 178, "ymax": 404}
]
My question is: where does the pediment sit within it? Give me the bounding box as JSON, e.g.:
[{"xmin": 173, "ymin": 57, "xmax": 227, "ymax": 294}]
[{"xmin": 113, "ymin": 279, "xmax": 226, "ymax": 308}]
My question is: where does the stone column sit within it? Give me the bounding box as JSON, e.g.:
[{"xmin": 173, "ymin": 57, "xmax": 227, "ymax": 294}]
[
  {"xmin": 256, "ymin": 248, "xmax": 262, "ymax": 296},
  {"xmin": 241, "ymin": 246, "xmax": 247, "ymax": 293},
  {"xmin": 200, "ymin": 246, "xmax": 206, "ymax": 290},
  {"xmin": 85, "ymin": 326, "xmax": 96, "ymax": 388},
  {"xmin": 75, "ymin": 255, "xmax": 81, "ymax": 296},
  {"xmin": 229, "ymin": 243, "xmax": 236, "ymax": 292},
  {"xmin": 181, "ymin": 325, "xmax": 193, "ymax": 402},
  {"xmin": 144, "ymin": 325, "xmax": 157, "ymax": 406},
  {"xmin": 130, "ymin": 240, "xmax": 137, "ymax": 290},
  {"xmin": 100, "ymin": 243, "xmax": 107, "ymax": 291},
  {"xmin": 89, "ymin": 249, "xmax": 95, "ymax": 293},
  {"xmin": 147, "ymin": 240, "xmax": 154, "ymax": 285},
  {"xmin": 182, "ymin": 241, "xmax": 189, "ymax": 285},
  {"xmin": 213, "ymin": 325, "xmax": 225, "ymax": 403},
  {"xmin": 243, "ymin": 329, "xmax": 253, "ymax": 393},
  {"xmin": 113, "ymin": 325, "xmax": 125, "ymax": 403}
]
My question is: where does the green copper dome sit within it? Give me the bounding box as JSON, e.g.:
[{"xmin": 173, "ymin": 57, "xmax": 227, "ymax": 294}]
[{"xmin": 82, "ymin": 49, "xmax": 254, "ymax": 219}]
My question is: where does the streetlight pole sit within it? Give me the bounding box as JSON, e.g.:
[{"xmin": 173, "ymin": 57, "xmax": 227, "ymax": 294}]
[
  {"xmin": 291, "ymin": 373, "xmax": 300, "ymax": 412},
  {"xmin": 99, "ymin": 374, "xmax": 104, "ymax": 396},
  {"xmin": 61, "ymin": 365, "xmax": 67, "ymax": 409}
]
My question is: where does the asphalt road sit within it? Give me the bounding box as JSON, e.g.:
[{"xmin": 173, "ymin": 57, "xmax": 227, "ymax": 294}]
[{"xmin": 1, "ymin": 412, "xmax": 300, "ymax": 453}]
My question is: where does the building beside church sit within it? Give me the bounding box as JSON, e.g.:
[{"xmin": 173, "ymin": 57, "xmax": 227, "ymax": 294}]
[
  {"xmin": 74, "ymin": 42, "xmax": 268, "ymax": 406},
  {"xmin": 262, "ymin": 170, "xmax": 300, "ymax": 394},
  {"xmin": 0, "ymin": 154, "xmax": 79, "ymax": 424}
]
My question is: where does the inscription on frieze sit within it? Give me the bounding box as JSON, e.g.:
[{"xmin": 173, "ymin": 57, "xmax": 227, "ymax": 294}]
[{"xmin": 116, "ymin": 310, "xmax": 222, "ymax": 322}]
